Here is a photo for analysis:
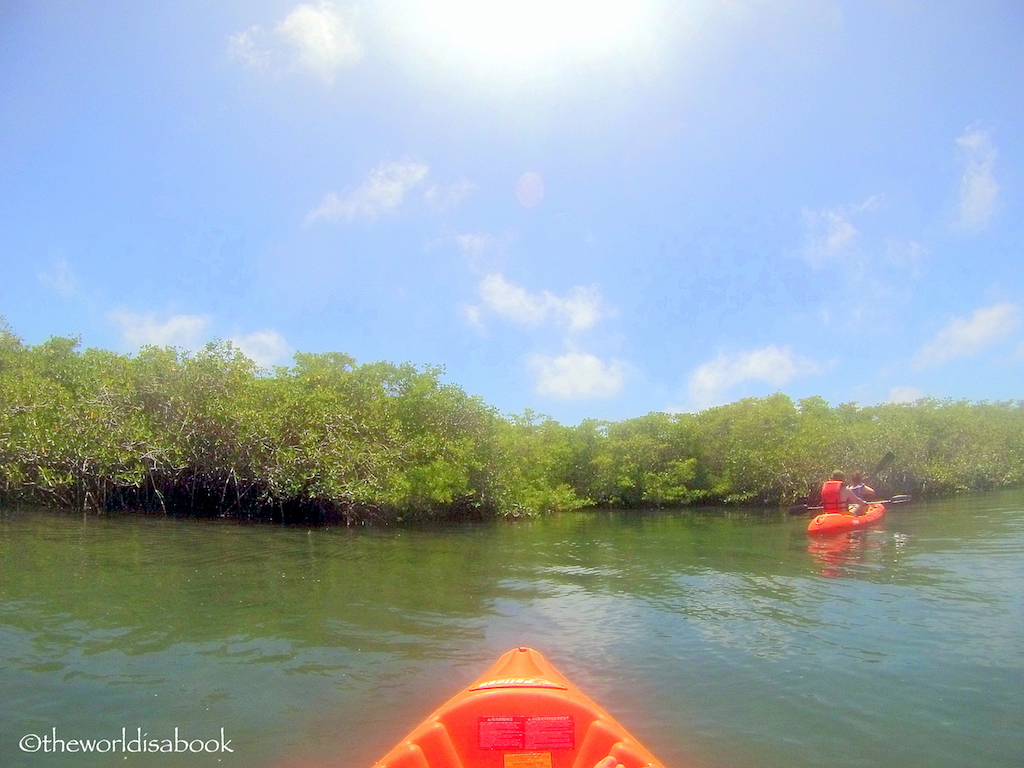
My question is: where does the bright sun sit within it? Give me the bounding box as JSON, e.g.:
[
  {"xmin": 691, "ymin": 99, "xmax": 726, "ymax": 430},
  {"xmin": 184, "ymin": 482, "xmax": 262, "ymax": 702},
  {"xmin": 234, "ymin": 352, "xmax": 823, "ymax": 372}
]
[{"xmin": 397, "ymin": 0, "xmax": 653, "ymax": 78}]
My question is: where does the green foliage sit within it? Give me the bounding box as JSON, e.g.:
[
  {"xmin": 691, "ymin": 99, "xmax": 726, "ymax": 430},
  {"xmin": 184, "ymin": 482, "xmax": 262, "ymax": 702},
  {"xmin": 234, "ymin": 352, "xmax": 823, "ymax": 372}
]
[
  {"xmin": 486, "ymin": 411, "xmax": 591, "ymax": 517},
  {"xmin": 1, "ymin": 319, "xmax": 1021, "ymax": 522},
  {"xmin": 580, "ymin": 413, "xmax": 699, "ymax": 507}
]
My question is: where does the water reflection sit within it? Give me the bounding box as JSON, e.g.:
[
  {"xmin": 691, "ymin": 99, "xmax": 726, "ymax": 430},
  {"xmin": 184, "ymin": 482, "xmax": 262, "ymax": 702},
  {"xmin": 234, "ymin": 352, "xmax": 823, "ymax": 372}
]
[
  {"xmin": 806, "ymin": 526, "xmax": 918, "ymax": 579},
  {"xmin": 808, "ymin": 530, "xmax": 877, "ymax": 577},
  {"xmin": 2, "ymin": 498, "xmax": 1023, "ymax": 768}
]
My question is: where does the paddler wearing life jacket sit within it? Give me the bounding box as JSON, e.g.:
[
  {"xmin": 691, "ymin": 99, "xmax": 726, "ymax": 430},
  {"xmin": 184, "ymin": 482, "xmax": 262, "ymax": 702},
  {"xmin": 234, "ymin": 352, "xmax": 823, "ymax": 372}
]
[{"xmin": 820, "ymin": 470, "xmax": 869, "ymax": 516}]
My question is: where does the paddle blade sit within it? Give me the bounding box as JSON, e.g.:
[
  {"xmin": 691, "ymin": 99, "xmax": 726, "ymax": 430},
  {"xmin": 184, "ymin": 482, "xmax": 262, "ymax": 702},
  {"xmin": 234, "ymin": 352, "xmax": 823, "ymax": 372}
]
[{"xmin": 873, "ymin": 452, "xmax": 896, "ymax": 476}]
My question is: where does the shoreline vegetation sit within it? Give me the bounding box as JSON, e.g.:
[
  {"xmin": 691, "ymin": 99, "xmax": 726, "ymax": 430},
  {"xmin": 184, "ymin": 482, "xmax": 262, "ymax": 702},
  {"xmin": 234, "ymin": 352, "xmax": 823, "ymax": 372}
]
[{"xmin": 2, "ymin": 323, "xmax": 1023, "ymax": 525}]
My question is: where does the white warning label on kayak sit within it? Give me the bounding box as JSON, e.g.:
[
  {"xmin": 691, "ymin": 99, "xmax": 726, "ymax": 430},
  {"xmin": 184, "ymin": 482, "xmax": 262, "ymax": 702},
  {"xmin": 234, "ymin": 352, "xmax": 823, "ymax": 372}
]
[
  {"xmin": 479, "ymin": 716, "xmax": 574, "ymax": 750},
  {"xmin": 524, "ymin": 716, "xmax": 574, "ymax": 749}
]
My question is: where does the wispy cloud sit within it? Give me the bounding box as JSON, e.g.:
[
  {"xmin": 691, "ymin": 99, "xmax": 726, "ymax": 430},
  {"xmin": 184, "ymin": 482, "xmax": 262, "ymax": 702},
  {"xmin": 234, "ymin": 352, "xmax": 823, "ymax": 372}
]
[
  {"xmin": 528, "ymin": 352, "xmax": 625, "ymax": 399},
  {"xmin": 883, "ymin": 238, "xmax": 929, "ymax": 274},
  {"xmin": 954, "ymin": 124, "xmax": 999, "ymax": 232},
  {"xmin": 108, "ymin": 310, "xmax": 210, "ymax": 350},
  {"xmin": 229, "ymin": 330, "xmax": 292, "ymax": 369},
  {"xmin": 455, "ymin": 233, "xmax": 492, "ymax": 260},
  {"xmin": 227, "ymin": 26, "xmax": 270, "ymax": 69},
  {"xmin": 37, "ymin": 256, "xmax": 78, "ymax": 297},
  {"xmin": 305, "ymin": 160, "xmax": 430, "ymax": 223},
  {"xmin": 471, "ymin": 273, "xmax": 605, "ymax": 333},
  {"xmin": 453, "ymin": 230, "xmax": 517, "ymax": 274},
  {"xmin": 913, "ymin": 303, "xmax": 1019, "ymax": 369},
  {"xmin": 801, "ymin": 196, "xmax": 881, "ymax": 268},
  {"xmin": 425, "ymin": 179, "xmax": 477, "ymax": 212},
  {"xmin": 886, "ymin": 385, "xmax": 925, "ymax": 404},
  {"xmin": 228, "ymin": 1, "xmax": 362, "ymax": 83},
  {"xmin": 686, "ymin": 346, "xmax": 821, "ymax": 411},
  {"xmin": 461, "ymin": 304, "xmax": 486, "ymax": 334}
]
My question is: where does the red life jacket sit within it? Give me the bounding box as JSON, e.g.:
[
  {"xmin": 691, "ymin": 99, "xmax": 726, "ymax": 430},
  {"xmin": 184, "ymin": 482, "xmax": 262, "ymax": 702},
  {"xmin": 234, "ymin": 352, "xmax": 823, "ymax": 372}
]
[{"xmin": 820, "ymin": 480, "xmax": 846, "ymax": 512}]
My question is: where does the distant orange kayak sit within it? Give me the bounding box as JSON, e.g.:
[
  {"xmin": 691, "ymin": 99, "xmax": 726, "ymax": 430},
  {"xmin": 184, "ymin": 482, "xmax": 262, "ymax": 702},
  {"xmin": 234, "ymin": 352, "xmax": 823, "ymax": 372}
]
[
  {"xmin": 807, "ymin": 502, "xmax": 886, "ymax": 535},
  {"xmin": 370, "ymin": 647, "xmax": 666, "ymax": 768}
]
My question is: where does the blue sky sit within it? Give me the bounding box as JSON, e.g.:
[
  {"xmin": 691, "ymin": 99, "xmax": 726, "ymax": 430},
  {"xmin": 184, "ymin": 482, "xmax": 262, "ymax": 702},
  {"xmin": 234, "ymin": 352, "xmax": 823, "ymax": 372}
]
[{"xmin": 2, "ymin": 0, "xmax": 1022, "ymax": 424}]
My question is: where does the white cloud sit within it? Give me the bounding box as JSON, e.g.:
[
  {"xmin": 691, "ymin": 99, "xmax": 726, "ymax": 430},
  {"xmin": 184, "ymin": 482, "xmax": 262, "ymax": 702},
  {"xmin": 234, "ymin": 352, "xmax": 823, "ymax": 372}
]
[
  {"xmin": 278, "ymin": 1, "xmax": 362, "ymax": 80},
  {"xmin": 686, "ymin": 346, "xmax": 821, "ymax": 410},
  {"xmin": 558, "ymin": 286, "xmax": 604, "ymax": 332},
  {"xmin": 228, "ymin": 2, "xmax": 362, "ymax": 82},
  {"xmin": 229, "ymin": 330, "xmax": 292, "ymax": 369},
  {"xmin": 109, "ymin": 312, "xmax": 292, "ymax": 368},
  {"xmin": 913, "ymin": 303, "xmax": 1019, "ymax": 369},
  {"xmin": 528, "ymin": 352, "xmax": 625, "ymax": 399},
  {"xmin": 305, "ymin": 160, "xmax": 430, "ymax": 223},
  {"xmin": 886, "ymin": 386, "xmax": 925, "ymax": 404},
  {"xmin": 108, "ymin": 310, "xmax": 210, "ymax": 350},
  {"xmin": 955, "ymin": 124, "xmax": 999, "ymax": 232},
  {"xmin": 478, "ymin": 274, "xmax": 549, "ymax": 325},
  {"xmin": 473, "ymin": 274, "xmax": 605, "ymax": 333},
  {"xmin": 38, "ymin": 257, "xmax": 78, "ymax": 297},
  {"xmin": 466, "ymin": 274, "xmax": 622, "ymax": 399},
  {"xmin": 801, "ymin": 196, "xmax": 880, "ymax": 268},
  {"xmin": 425, "ymin": 179, "xmax": 476, "ymax": 211}
]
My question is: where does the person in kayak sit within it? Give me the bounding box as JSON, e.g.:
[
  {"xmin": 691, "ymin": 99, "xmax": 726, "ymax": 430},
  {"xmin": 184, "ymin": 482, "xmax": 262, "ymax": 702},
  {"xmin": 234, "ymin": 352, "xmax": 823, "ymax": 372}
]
[
  {"xmin": 847, "ymin": 470, "xmax": 875, "ymax": 500},
  {"xmin": 821, "ymin": 470, "xmax": 870, "ymax": 516}
]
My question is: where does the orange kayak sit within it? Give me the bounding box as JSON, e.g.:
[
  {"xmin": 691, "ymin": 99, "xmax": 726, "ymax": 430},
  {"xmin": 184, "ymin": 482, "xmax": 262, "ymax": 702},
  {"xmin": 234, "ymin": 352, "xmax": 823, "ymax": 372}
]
[
  {"xmin": 370, "ymin": 647, "xmax": 666, "ymax": 768},
  {"xmin": 807, "ymin": 502, "xmax": 886, "ymax": 535}
]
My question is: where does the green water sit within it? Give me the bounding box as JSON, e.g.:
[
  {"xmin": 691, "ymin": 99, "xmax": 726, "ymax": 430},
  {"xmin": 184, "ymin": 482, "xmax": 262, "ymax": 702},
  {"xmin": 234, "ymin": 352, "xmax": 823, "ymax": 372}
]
[{"xmin": 2, "ymin": 493, "xmax": 1022, "ymax": 768}]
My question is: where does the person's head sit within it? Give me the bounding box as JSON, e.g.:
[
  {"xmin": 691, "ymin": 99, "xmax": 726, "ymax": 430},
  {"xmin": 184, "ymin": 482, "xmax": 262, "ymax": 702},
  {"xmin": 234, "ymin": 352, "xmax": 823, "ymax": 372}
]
[
  {"xmin": 831, "ymin": 470, "xmax": 845, "ymax": 481},
  {"xmin": 849, "ymin": 470, "xmax": 863, "ymax": 484}
]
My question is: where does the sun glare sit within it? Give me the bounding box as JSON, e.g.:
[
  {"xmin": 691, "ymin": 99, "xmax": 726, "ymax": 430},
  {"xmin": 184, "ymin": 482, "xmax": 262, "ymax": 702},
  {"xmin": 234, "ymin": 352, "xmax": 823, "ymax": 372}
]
[{"xmin": 399, "ymin": 0, "xmax": 653, "ymax": 78}]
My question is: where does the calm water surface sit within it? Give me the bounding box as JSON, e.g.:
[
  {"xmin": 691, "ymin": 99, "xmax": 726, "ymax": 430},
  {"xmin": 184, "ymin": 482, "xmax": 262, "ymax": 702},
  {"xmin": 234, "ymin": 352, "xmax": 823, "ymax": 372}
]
[{"xmin": 2, "ymin": 493, "xmax": 1022, "ymax": 768}]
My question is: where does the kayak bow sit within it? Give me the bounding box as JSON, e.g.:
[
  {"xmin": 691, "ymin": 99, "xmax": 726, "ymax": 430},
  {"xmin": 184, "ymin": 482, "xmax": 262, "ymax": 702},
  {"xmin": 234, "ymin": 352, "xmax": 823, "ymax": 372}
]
[{"xmin": 370, "ymin": 647, "xmax": 666, "ymax": 768}]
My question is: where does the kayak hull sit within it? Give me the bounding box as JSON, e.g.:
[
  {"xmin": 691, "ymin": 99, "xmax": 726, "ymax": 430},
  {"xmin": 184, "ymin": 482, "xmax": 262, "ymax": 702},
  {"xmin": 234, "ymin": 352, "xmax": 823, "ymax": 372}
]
[
  {"xmin": 807, "ymin": 502, "xmax": 886, "ymax": 535},
  {"xmin": 370, "ymin": 647, "xmax": 666, "ymax": 768}
]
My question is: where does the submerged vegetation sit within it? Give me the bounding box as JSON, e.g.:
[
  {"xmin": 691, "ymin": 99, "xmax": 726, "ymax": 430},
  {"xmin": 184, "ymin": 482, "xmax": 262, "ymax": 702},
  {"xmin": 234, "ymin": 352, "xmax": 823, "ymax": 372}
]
[{"xmin": 2, "ymin": 323, "xmax": 1023, "ymax": 523}]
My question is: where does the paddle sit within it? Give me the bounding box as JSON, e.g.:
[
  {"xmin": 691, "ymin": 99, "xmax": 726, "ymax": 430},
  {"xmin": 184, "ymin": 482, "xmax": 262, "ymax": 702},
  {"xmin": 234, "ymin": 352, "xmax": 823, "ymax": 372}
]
[
  {"xmin": 797, "ymin": 494, "xmax": 912, "ymax": 514},
  {"xmin": 871, "ymin": 451, "xmax": 896, "ymax": 479}
]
